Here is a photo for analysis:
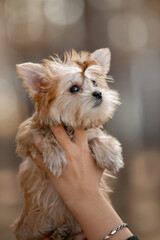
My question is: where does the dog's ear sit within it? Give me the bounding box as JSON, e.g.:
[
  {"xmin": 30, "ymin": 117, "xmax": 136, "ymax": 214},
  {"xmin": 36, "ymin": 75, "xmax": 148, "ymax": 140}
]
[
  {"xmin": 91, "ymin": 48, "xmax": 111, "ymax": 74},
  {"xmin": 16, "ymin": 63, "xmax": 50, "ymax": 96}
]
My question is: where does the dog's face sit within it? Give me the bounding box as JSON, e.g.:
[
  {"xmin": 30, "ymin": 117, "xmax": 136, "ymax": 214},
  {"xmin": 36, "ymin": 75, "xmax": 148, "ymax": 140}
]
[{"xmin": 17, "ymin": 48, "xmax": 120, "ymax": 128}]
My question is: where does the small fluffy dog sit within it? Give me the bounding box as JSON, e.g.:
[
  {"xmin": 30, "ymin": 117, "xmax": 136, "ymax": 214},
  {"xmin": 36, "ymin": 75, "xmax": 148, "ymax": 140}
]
[{"xmin": 12, "ymin": 48, "xmax": 123, "ymax": 240}]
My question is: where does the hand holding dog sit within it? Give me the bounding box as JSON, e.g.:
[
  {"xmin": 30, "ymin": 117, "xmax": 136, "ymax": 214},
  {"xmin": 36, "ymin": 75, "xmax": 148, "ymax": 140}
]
[
  {"xmin": 33, "ymin": 124, "xmax": 103, "ymax": 240},
  {"xmin": 33, "ymin": 125, "xmax": 132, "ymax": 240},
  {"xmin": 33, "ymin": 124, "xmax": 103, "ymax": 212}
]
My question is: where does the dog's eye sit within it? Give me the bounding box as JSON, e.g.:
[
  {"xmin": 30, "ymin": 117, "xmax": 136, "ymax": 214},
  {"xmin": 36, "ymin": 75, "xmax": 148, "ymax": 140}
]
[
  {"xmin": 70, "ymin": 85, "xmax": 80, "ymax": 93},
  {"xmin": 92, "ymin": 80, "xmax": 97, "ymax": 87}
]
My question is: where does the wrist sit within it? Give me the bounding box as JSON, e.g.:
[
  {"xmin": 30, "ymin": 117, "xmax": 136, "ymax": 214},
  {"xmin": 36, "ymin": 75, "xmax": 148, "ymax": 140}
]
[
  {"xmin": 66, "ymin": 187, "xmax": 102, "ymax": 213},
  {"xmin": 66, "ymin": 190, "xmax": 132, "ymax": 240}
]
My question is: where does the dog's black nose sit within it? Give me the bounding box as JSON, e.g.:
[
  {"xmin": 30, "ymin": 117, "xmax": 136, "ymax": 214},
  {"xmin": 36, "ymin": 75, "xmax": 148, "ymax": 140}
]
[{"xmin": 92, "ymin": 91, "xmax": 102, "ymax": 100}]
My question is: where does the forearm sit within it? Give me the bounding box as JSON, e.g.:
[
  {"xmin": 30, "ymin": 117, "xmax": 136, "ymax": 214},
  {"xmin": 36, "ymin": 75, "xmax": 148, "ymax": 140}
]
[{"xmin": 68, "ymin": 190, "xmax": 132, "ymax": 240}]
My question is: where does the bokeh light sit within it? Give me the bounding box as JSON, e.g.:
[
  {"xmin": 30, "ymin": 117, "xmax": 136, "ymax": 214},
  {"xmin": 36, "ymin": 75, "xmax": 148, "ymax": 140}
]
[
  {"xmin": 128, "ymin": 15, "xmax": 148, "ymax": 51},
  {"xmin": 108, "ymin": 14, "xmax": 148, "ymax": 51},
  {"xmin": 6, "ymin": 0, "xmax": 44, "ymax": 44},
  {"xmin": 44, "ymin": 0, "xmax": 84, "ymax": 26}
]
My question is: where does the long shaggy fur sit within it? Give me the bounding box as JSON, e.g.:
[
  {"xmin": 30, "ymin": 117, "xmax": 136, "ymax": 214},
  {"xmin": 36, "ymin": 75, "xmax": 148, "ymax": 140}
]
[{"xmin": 12, "ymin": 48, "xmax": 123, "ymax": 240}]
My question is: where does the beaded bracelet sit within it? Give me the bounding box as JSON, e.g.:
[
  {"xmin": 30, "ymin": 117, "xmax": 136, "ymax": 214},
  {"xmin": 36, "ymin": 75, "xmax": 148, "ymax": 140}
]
[{"xmin": 103, "ymin": 223, "xmax": 128, "ymax": 239}]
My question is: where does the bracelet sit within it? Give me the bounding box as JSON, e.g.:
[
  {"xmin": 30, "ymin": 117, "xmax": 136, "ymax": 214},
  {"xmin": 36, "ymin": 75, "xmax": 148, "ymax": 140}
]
[{"xmin": 103, "ymin": 223, "xmax": 128, "ymax": 239}]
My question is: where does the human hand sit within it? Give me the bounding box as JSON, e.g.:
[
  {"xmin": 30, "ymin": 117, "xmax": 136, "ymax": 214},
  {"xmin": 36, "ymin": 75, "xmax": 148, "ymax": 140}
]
[
  {"xmin": 32, "ymin": 124, "xmax": 133, "ymax": 240},
  {"xmin": 32, "ymin": 124, "xmax": 103, "ymax": 209},
  {"xmin": 32, "ymin": 124, "xmax": 103, "ymax": 240}
]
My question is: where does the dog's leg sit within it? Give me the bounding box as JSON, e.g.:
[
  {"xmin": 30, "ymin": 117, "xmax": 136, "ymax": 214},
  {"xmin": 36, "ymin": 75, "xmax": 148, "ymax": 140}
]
[
  {"xmin": 12, "ymin": 159, "xmax": 55, "ymax": 240},
  {"xmin": 43, "ymin": 133, "xmax": 67, "ymax": 178},
  {"xmin": 86, "ymin": 128, "xmax": 124, "ymax": 173}
]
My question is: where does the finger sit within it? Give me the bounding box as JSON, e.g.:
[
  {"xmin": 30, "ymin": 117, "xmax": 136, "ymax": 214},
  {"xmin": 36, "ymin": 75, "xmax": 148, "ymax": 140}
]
[
  {"xmin": 33, "ymin": 133, "xmax": 44, "ymax": 153},
  {"xmin": 29, "ymin": 154, "xmax": 51, "ymax": 175},
  {"xmin": 50, "ymin": 124, "xmax": 74, "ymax": 151},
  {"xmin": 74, "ymin": 127, "xmax": 88, "ymax": 148}
]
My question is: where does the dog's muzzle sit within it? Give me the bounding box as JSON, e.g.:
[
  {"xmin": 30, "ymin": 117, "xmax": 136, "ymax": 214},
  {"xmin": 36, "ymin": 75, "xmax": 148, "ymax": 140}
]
[{"xmin": 92, "ymin": 91, "xmax": 102, "ymax": 107}]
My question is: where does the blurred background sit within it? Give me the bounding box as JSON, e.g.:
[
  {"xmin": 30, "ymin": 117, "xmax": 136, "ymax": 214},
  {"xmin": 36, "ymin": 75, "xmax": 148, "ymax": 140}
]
[{"xmin": 0, "ymin": 0, "xmax": 160, "ymax": 239}]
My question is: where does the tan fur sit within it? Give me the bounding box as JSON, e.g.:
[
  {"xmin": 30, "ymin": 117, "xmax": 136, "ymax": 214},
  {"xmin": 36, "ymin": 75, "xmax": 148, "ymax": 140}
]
[{"xmin": 12, "ymin": 48, "xmax": 124, "ymax": 240}]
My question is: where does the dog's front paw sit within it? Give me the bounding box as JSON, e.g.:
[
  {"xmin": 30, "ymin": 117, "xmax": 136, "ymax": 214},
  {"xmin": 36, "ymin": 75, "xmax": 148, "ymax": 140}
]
[
  {"xmin": 88, "ymin": 133, "xmax": 124, "ymax": 173},
  {"xmin": 43, "ymin": 134, "xmax": 67, "ymax": 178}
]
